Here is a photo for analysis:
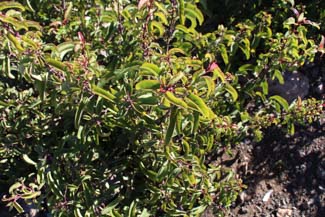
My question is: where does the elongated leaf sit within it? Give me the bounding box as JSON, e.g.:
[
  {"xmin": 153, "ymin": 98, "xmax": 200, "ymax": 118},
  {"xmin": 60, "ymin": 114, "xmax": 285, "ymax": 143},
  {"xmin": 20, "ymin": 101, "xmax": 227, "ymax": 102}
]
[
  {"xmin": 239, "ymin": 38, "xmax": 251, "ymax": 60},
  {"xmin": 224, "ymin": 84, "xmax": 238, "ymax": 101},
  {"xmin": 272, "ymin": 69, "xmax": 284, "ymax": 84},
  {"xmin": 168, "ymin": 72, "xmax": 184, "ymax": 85},
  {"xmin": 137, "ymin": 96, "xmax": 158, "ymax": 105},
  {"xmin": 211, "ymin": 65, "xmax": 226, "ymax": 82},
  {"xmin": 178, "ymin": 0, "xmax": 185, "ymax": 25},
  {"xmin": 21, "ymin": 191, "xmax": 41, "ymax": 199},
  {"xmin": 22, "ymin": 154, "xmax": 37, "ymax": 166},
  {"xmin": 0, "ymin": 15, "xmax": 28, "ymax": 30},
  {"xmin": 165, "ymin": 91, "xmax": 188, "ymax": 108},
  {"xmin": 165, "ymin": 107, "xmax": 178, "ymax": 145},
  {"xmin": 149, "ymin": 21, "xmax": 165, "ymax": 37},
  {"xmin": 25, "ymin": 0, "xmax": 35, "ymax": 12},
  {"xmin": 9, "ymin": 182, "xmax": 21, "ymax": 194},
  {"xmin": 219, "ymin": 44, "xmax": 229, "ymax": 65},
  {"xmin": 21, "ymin": 35, "xmax": 38, "ymax": 49},
  {"xmin": 92, "ymin": 85, "xmax": 116, "ymax": 102},
  {"xmin": 6, "ymin": 33, "xmax": 24, "ymax": 52},
  {"xmin": 63, "ymin": 2, "xmax": 73, "ymax": 23},
  {"xmin": 238, "ymin": 64, "xmax": 255, "ymax": 72},
  {"xmin": 45, "ymin": 58, "xmax": 67, "ymax": 71},
  {"xmin": 47, "ymin": 172, "xmax": 63, "ymax": 197},
  {"xmin": 187, "ymin": 93, "xmax": 215, "ymax": 119},
  {"xmin": 138, "ymin": 0, "xmax": 150, "ymax": 9},
  {"xmin": 192, "ymin": 111, "xmax": 200, "ymax": 134},
  {"xmin": 269, "ymin": 95, "xmax": 289, "ymax": 111},
  {"xmin": 75, "ymin": 98, "xmax": 88, "ymax": 129},
  {"xmin": 176, "ymin": 110, "xmax": 182, "ymax": 134},
  {"xmin": 139, "ymin": 208, "xmax": 151, "ymax": 217},
  {"xmin": 155, "ymin": 12, "xmax": 168, "ymax": 25},
  {"xmin": 24, "ymin": 20, "xmax": 41, "ymax": 30},
  {"xmin": 57, "ymin": 41, "xmax": 75, "ymax": 60},
  {"xmin": 185, "ymin": 3, "xmax": 204, "ymax": 26},
  {"xmin": 12, "ymin": 202, "xmax": 24, "ymax": 213},
  {"xmin": 135, "ymin": 80, "xmax": 160, "ymax": 90},
  {"xmin": 203, "ymin": 76, "xmax": 215, "ymax": 97},
  {"xmin": 0, "ymin": 1, "xmax": 25, "ymax": 11},
  {"xmin": 140, "ymin": 62, "xmax": 161, "ymax": 76},
  {"xmin": 101, "ymin": 197, "xmax": 123, "ymax": 215}
]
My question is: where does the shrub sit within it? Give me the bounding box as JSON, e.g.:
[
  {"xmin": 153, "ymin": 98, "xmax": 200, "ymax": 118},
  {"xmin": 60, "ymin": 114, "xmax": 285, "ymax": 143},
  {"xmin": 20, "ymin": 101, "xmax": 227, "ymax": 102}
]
[{"xmin": 0, "ymin": 0, "xmax": 323, "ymax": 216}]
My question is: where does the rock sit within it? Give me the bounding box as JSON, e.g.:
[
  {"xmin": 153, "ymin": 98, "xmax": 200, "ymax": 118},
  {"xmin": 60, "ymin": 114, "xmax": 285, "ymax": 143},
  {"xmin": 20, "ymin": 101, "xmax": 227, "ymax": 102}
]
[
  {"xmin": 317, "ymin": 164, "xmax": 325, "ymax": 181},
  {"xmin": 239, "ymin": 207, "xmax": 249, "ymax": 214},
  {"xmin": 268, "ymin": 71, "xmax": 309, "ymax": 103},
  {"xmin": 277, "ymin": 208, "xmax": 292, "ymax": 217},
  {"xmin": 238, "ymin": 191, "xmax": 248, "ymax": 203},
  {"xmin": 262, "ymin": 190, "xmax": 274, "ymax": 202},
  {"xmin": 313, "ymin": 81, "xmax": 324, "ymax": 95}
]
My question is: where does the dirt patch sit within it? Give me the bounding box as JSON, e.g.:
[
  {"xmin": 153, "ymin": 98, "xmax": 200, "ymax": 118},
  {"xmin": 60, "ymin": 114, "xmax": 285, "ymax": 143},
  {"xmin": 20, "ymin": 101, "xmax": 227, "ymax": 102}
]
[{"xmin": 225, "ymin": 120, "xmax": 325, "ymax": 217}]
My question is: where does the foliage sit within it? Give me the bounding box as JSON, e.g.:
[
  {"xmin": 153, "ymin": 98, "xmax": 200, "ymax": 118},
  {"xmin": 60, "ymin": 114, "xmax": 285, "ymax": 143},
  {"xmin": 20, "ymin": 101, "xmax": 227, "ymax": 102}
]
[{"xmin": 0, "ymin": 0, "xmax": 323, "ymax": 216}]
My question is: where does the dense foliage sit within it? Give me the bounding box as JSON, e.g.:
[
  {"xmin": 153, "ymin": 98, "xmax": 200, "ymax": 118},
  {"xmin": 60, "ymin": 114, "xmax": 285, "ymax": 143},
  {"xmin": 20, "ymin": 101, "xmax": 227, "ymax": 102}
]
[{"xmin": 0, "ymin": 0, "xmax": 323, "ymax": 216}]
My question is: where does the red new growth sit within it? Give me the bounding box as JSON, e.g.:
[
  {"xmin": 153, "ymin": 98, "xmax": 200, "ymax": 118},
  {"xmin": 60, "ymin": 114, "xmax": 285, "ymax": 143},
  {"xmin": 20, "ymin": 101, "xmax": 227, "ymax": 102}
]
[{"xmin": 206, "ymin": 62, "xmax": 218, "ymax": 72}]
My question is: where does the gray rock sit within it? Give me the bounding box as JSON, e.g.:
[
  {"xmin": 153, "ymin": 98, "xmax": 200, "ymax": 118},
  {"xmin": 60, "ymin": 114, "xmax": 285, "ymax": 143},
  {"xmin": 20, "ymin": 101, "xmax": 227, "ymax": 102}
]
[{"xmin": 268, "ymin": 71, "xmax": 309, "ymax": 103}]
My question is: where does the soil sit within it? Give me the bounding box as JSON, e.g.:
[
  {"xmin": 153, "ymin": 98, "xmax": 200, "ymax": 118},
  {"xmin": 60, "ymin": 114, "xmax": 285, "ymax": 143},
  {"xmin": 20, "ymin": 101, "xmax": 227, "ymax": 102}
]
[{"xmin": 222, "ymin": 119, "xmax": 325, "ymax": 217}]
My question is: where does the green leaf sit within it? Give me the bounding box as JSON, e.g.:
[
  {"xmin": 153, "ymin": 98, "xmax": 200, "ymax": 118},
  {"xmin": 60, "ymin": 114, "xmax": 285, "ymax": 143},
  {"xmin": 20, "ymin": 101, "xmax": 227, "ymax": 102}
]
[
  {"xmin": 269, "ymin": 95, "xmax": 289, "ymax": 111},
  {"xmin": 3, "ymin": 55, "xmax": 15, "ymax": 79},
  {"xmin": 9, "ymin": 182, "xmax": 21, "ymax": 194},
  {"xmin": 91, "ymin": 85, "xmax": 116, "ymax": 102},
  {"xmin": 239, "ymin": 38, "xmax": 251, "ymax": 60},
  {"xmin": 238, "ymin": 64, "xmax": 255, "ymax": 72},
  {"xmin": 74, "ymin": 208, "xmax": 83, "ymax": 217},
  {"xmin": 22, "ymin": 154, "xmax": 37, "ymax": 166},
  {"xmin": 185, "ymin": 3, "xmax": 204, "ymax": 26},
  {"xmin": 224, "ymin": 84, "xmax": 238, "ymax": 101},
  {"xmin": 178, "ymin": 0, "xmax": 185, "ymax": 25},
  {"xmin": 6, "ymin": 33, "xmax": 24, "ymax": 52},
  {"xmin": 149, "ymin": 21, "xmax": 165, "ymax": 37},
  {"xmin": 63, "ymin": 2, "xmax": 73, "ymax": 22},
  {"xmin": 283, "ymin": 17, "xmax": 296, "ymax": 29},
  {"xmin": 21, "ymin": 191, "xmax": 41, "ymax": 199},
  {"xmin": 272, "ymin": 70, "xmax": 284, "ymax": 84},
  {"xmin": 165, "ymin": 91, "xmax": 188, "ymax": 108},
  {"xmin": 12, "ymin": 202, "xmax": 24, "ymax": 213},
  {"xmin": 0, "ymin": 1, "xmax": 25, "ymax": 11},
  {"xmin": 47, "ymin": 172, "xmax": 63, "ymax": 197},
  {"xmin": 45, "ymin": 58, "xmax": 67, "ymax": 71},
  {"xmin": 24, "ymin": 20, "xmax": 41, "ymax": 30},
  {"xmin": 135, "ymin": 80, "xmax": 160, "ymax": 90},
  {"xmin": 192, "ymin": 111, "xmax": 200, "ymax": 134},
  {"xmin": 56, "ymin": 41, "xmax": 75, "ymax": 60},
  {"xmin": 211, "ymin": 65, "xmax": 226, "ymax": 82},
  {"xmin": 260, "ymin": 80, "xmax": 268, "ymax": 95},
  {"xmin": 0, "ymin": 15, "xmax": 28, "ymax": 30},
  {"xmin": 187, "ymin": 93, "xmax": 215, "ymax": 119},
  {"xmin": 137, "ymin": 96, "xmax": 158, "ymax": 105},
  {"xmin": 203, "ymin": 76, "xmax": 215, "ymax": 97},
  {"xmin": 155, "ymin": 12, "xmax": 168, "ymax": 25},
  {"xmin": 165, "ymin": 107, "xmax": 178, "ymax": 145},
  {"xmin": 168, "ymin": 72, "xmax": 185, "ymax": 85},
  {"xmin": 288, "ymin": 122, "xmax": 295, "ymax": 135},
  {"xmin": 140, "ymin": 62, "xmax": 161, "ymax": 76},
  {"xmin": 101, "ymin": 197, "xmax": 123, "ymax": 215},
  {"xmin": 219, "ymin": 44, "xmax": 229, "ymax": 65},
  {"xmin": 25, "ymin": 0, "xmax": 35, "ymax": 12},
  {"xmin": 139, "ymin": 208, "xmax": 151, "ymax": 217},
  {"xmin": 75, "ymin": 98, "xmax": 88, "ymax": 129}
]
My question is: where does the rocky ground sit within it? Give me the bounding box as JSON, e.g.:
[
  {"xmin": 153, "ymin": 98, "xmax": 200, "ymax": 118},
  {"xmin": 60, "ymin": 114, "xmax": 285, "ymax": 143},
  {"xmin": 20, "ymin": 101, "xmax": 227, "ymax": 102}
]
[{"xmin": 223, "ymin": 119, "xmax": 324, "ymax": 217}]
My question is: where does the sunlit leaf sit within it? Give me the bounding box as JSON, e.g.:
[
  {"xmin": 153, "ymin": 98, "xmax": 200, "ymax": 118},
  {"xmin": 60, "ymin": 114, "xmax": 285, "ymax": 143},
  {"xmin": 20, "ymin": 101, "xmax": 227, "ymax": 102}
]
[{"xmin": 135, "ymin": 80, "xmax": 160, "ymax": 90}]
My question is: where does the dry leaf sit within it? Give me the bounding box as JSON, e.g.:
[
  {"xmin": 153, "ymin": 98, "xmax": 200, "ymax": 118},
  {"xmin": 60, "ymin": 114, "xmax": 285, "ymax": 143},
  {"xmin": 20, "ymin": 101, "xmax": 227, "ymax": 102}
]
[{"xmin": 138, "ymin": 0, "xmax": 150, "ymax": 10}]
